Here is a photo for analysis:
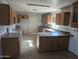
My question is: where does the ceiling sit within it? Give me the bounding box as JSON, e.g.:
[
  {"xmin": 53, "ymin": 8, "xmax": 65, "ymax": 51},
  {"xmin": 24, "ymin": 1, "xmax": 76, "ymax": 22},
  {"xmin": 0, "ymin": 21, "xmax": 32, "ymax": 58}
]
[{"xmin": 0, "ymin": 0, "xmax": 73, "ymax": 13}]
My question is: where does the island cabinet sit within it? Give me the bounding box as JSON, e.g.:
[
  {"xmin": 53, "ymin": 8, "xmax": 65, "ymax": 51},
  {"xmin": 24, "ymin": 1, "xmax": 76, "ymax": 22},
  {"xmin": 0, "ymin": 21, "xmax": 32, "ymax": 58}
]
[
  {"xmin": 39, "ymin": 36, "xmax": 69, "ymax": 52},
  {"xmin": 0, "ymin": 4, "xmax": 17, "ymax": 25},
  {"xmin": 37, "ymin": 32, "xmax": 70, "ymax": 52},
  {"xmin": 42, "ymin": 13, "xmax": 51, "ymax": 24},
  {"xmin": 1, "ymin": 33, "xmax": 20, "ymax": 59},
  {"xmin": 56, "ymin": 12, "xmax": 70, "ymax": 26}
]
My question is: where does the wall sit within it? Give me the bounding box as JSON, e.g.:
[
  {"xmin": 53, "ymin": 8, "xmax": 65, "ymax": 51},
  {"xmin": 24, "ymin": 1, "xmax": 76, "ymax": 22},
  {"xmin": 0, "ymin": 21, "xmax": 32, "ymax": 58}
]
[
  {"xmin": 28, "ymin": 13, "xmax": 42, "ymax": 33},
  {"xmin": 68, "ymin": 28, "xmax": 78, "ymax": 55},
  {"xmin": 61, "ymin": 5, "xmax": 72, "ymax": 12},
  {"xmin": 18, "ymin": 12, "xmax": 42, "ymax": 34}
]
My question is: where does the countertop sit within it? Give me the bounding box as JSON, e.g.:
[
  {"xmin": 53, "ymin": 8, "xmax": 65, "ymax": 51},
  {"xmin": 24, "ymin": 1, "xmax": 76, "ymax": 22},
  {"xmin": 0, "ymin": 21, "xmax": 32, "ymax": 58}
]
[
  {"xmin": 37, "ymin": 31, "xmax": 70, "ymax": 37},
  {"xmin": 1, "ymin": 33, "xmax": 20, "ymax": 39}
]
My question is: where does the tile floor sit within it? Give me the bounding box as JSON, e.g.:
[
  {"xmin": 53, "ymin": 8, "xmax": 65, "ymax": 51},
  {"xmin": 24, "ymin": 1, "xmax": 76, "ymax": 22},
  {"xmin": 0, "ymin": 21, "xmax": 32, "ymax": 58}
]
[{"xmin": 18, "ymin": 35, "xmax": 78, "ymax": 59}]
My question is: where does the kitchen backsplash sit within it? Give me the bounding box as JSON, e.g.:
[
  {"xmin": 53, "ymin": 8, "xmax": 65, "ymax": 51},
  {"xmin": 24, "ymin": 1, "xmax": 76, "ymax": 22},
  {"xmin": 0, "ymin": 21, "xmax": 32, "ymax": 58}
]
[
  {"xmin": 42, "ymin": 23, "xmax": 78, "ymax": 33},
  {"xmin": 49, "ymin": 24, "xmax": 78, "ymax": 33},
  {"xmin": 0, "ymin": 24, "xmax": 16, "ymax": 36},
  {"xmin": 0, "ymin": 26, "xmax": 7, "ymax": 37}
]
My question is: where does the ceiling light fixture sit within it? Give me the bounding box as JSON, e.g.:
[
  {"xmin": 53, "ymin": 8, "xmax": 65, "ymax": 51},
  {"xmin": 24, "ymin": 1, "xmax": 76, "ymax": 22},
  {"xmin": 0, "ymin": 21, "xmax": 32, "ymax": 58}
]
[
  {"xmin": 27, "ymin": 3, "xmax": 50, "ymax": 7},
  {"xmin": 32, "ymin": 9, "xmax": 37, "ymax": 11}
]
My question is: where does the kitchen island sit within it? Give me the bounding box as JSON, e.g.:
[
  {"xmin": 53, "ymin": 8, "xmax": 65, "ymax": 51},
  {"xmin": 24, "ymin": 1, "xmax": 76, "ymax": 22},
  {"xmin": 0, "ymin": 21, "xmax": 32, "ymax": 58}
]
[{"xmin": 36, "ymin": 31, "xmax": 70, "ymax": 52}]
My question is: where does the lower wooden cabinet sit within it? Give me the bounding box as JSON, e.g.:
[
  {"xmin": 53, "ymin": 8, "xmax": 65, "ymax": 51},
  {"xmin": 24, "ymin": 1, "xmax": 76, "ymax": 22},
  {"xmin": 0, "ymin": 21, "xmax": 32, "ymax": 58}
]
[
  {"xmin": 38, "ymin": 36, "xmax": 69, "ymax": 52},
  {"xmin": 1, "ymin": 38, "xmax": 20, "ymax": 59}
]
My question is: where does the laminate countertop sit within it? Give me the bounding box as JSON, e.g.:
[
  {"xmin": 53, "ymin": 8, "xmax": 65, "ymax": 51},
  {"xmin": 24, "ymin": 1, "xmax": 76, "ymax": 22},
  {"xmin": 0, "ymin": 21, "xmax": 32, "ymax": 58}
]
[
  {"xmin": 1, "ymin": 33, "xmax": 19, "ymax": 39},
  {"xmin": 37, "ymin": 31, "xmax": 70, "ymax": 37}
]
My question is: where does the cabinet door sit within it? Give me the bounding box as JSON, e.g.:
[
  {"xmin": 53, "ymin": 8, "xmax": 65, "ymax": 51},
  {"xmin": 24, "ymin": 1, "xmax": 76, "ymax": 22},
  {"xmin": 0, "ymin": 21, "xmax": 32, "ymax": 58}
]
[
  {"xmin": 60, "ymin": 13, "xmax": 64, "ymax": 25},
  {"xmin": 10, "ymin": 8, "xmax": 14, "ymax": 24},
  {"xmin": 50, "ymin": 37, "xmax": 59, "ymax": 51},
  {"xmin": 56, "ymin": 13, "xmax": 60, "ymax": 25},
  {"xmin": 64, "ymin": 12, "xmax": 70, "ymax": 25},
  {"xmin": 39, "ymin": 37, "xmax": 48, "ymax": 52},
  {"xmin": 57, "ymin": 37, "xmax": 69, "ymax": 50},
  {"xmin": 47, "ymin": 15, "xmax": 51, "ymax": 24},
  {"xmin": 0, "ymin": 4, "xmax": 10, "ymax": 25},
  {"xmin": 11, "ymin": 10, "xmax": 17, "ymax": 24}
]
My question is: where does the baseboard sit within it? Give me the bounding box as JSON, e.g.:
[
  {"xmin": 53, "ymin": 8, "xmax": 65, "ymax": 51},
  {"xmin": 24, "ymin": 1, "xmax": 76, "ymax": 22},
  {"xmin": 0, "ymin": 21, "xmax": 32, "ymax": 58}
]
[{"xmin": 68, "ymin": 50, "xmax": 78, "ymax": 57}]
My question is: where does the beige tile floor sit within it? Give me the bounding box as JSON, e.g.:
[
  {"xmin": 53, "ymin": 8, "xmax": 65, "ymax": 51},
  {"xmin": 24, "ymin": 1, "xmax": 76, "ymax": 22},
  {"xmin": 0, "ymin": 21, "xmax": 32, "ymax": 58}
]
[{"xmin": 18, "ymin": 35, "xmax": 78, "ymax": 59}]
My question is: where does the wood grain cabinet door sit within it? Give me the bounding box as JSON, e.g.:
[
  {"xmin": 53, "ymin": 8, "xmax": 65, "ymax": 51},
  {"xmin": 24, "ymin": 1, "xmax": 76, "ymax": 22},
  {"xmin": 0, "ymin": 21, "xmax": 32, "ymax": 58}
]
[
  {"xmin": 56, "ymin": 12, "xmax": 70, "ymax": 26},
  {"xmin": 56, "ymin": 36, "xmax": 69, "ymax": 50},
  {"xmin": 0, "ymin": 4, "xmax": 10, "ymax": 25},
  {"xmin": 47, "ymin": 15, "xmax": 51, "ymax": 24},
  {"xmin": 56, "ymin": 13, "xmax": 60, "ymax": 25},
  {"xmin": 60, "ymin": 13, "xmax": 64, "ymax": 25}
]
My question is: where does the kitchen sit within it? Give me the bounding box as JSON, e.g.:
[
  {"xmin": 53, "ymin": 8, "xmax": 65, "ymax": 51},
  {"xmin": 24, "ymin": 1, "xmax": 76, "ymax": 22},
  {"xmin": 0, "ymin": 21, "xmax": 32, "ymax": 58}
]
[{"xmin": 0, "ymin": 0, "xmax": 78, "ymax": 59}]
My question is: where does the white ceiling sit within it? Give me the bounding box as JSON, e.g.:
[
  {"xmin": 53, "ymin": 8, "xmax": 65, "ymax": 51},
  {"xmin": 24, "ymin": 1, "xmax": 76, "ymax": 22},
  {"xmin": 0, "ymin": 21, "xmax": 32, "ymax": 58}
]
[{"xmin": 0, "ymin": 0, "xmax": 73, "ymax": 13}]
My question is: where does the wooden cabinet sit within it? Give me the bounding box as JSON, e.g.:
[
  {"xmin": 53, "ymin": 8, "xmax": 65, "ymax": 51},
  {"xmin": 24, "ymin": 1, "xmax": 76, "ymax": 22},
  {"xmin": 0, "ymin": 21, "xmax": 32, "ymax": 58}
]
[
  {"xmin": 12, "ymin": 10, "xmax": 17, "ymax": 24},
  {"xmin": 42, "ymin": 13, "xmax": 51, "ymax": 24},
  {"xmin": 1, "ymin": 35, "xmax": 20, "ymax": 59},
  {"xmin": 17, "ymin": 15, "xmax": 29, "ymax": 23},
  {"xmin": 39, "ymin": 36, "xmax": 69, "ymax": 52},
  {"xmin": 0, "ymin": 4, "xmax": 17, "ymax": 25},
  {"xmin": 56, "ymin": 12, "xmax": 70, "ymax": 26},
  {"xmin": 71, "ymin": 1, "xmax": 78, "ymax": 28},
  {"xmin": 17, "ymin": 15, "xmax": 21, "ymax": 23},
  {"xmin": 56, "ymin": 13, "xmax": 61, "ymax": 25}
]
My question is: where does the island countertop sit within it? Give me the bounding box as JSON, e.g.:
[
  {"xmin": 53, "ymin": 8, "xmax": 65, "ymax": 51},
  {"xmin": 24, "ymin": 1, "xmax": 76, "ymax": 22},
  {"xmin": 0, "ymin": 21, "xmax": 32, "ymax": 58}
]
[{"xmin": 37, "ymin": 31, "xmax": 70, "ymax": 37}]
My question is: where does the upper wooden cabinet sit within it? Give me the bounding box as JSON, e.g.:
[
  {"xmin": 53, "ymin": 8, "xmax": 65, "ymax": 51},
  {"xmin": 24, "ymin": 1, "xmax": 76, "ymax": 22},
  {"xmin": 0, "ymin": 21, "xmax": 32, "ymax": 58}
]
[
  {"xmin": 12, "ymin": 10, "xmax": 17, "ymax": 24},
  {"xmin": 71, "ymin": 1, "xmax": 78, "ymax": 28},
  {"xmin": 56, "ymin": 13, "xmax": 61, "ymax": 25},
  {"xmin": 0, "ymin": 4, "xmax": 17, "ymax": 25},
  {"xmin": 42, "ymin": 13, "xmax": 51, "ymax": 24},
  {"xmin": 17, "ymin": 15, "xmax": 29, "ymax": 23},
  {"xmin": 56, "ymin": 12, "xmax": 70, "ymax": 26}
]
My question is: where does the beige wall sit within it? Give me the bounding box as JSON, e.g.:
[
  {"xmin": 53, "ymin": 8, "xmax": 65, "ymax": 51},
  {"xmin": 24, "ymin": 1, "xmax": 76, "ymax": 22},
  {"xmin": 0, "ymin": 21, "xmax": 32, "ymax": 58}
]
[{"xmin": 18, "ymin": 12, "xmax": 42, "ymax": 34}]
